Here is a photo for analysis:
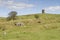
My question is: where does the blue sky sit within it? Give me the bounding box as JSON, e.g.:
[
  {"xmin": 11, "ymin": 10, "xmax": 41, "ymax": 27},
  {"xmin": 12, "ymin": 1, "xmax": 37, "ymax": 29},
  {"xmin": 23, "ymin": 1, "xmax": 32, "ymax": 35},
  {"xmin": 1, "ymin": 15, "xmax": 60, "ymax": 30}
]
[{"xmin": 0, "ymin": 0, "xmax": 60, "ymax": 17}]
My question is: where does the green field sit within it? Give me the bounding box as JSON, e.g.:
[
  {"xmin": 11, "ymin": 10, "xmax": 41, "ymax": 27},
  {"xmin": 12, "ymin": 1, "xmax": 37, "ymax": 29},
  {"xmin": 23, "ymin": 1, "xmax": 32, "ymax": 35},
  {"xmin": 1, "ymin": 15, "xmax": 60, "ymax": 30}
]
[{"xmin": 0, "ymin": 14, "xmax": 60, "ymax": 40}]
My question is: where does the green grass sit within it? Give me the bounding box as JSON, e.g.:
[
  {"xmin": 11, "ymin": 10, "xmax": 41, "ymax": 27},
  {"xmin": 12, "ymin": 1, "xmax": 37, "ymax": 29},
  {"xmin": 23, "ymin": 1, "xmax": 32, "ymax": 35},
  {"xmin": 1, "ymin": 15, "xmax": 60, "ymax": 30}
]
[{"xmin": 0, "ymin": 13, "xmax": 60, "ymax": 40}]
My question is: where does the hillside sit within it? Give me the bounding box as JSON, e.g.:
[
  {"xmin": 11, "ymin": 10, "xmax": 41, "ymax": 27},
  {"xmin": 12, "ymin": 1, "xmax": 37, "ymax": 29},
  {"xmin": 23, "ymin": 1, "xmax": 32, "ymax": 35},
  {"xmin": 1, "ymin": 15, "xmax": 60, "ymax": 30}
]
[{"xmin": 0, "ymin": 13, "xmax": 60, "ymax": 40}]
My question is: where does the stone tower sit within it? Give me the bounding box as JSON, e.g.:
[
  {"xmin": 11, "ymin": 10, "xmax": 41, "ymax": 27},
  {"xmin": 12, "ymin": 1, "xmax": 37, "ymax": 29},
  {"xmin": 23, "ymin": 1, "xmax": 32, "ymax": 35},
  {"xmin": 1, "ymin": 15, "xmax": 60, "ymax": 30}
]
[{"xmin": 42, "ymin": 9, "xmax": 45, "ymax": 14}]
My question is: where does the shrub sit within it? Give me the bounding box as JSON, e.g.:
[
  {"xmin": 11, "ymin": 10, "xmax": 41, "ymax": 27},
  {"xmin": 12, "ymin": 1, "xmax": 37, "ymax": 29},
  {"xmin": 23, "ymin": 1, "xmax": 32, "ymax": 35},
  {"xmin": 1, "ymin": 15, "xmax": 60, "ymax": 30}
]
[{"xmin": 34, "ymin": 15, "xmax": 39, "ymax": 19}]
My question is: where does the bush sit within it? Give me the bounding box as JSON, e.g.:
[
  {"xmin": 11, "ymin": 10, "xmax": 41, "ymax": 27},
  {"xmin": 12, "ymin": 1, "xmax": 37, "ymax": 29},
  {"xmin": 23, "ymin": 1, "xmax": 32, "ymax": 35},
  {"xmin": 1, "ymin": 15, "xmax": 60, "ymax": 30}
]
[
  {"xmin": 6, "ymin": 17, "xmax": 11, "ymax": 21},
  {"xmin": 34, "ymin": 15, "xmax": 39, "ymax": 19}
]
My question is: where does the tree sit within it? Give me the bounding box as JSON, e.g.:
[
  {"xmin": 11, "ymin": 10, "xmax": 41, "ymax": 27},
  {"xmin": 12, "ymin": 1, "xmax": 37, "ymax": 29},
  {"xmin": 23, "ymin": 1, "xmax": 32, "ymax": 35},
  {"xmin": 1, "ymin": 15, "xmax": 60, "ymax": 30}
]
[{"xmin": 7, "ymin": 11, "xmax": 17, "ymax": 21}]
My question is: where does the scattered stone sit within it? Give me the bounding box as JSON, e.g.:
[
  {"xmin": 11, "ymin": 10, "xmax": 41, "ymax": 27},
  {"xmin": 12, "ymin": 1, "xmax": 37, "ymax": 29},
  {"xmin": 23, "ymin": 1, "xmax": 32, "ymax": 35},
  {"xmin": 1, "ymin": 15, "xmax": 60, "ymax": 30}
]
[
  {"xmin": 14, "ymin": 22, "xmax": 24, "ymax": 26},
  {"xmin": 3, "ymin": 31, "xmax": 7, "ymax": 36},
  {"xmin": 44, "ymin": 25, "xmax": 49, "ymax": 29}
]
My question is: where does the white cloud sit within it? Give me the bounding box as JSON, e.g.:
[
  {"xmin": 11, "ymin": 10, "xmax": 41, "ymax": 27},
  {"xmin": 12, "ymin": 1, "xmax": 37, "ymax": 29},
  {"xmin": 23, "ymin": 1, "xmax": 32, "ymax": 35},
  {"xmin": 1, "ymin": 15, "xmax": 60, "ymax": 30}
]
[
  {"xmin": 0, "ymin": 0, "xmax": 34, "ymax": 10},
  {"xmin": 45, "ymin": 6, "xmax": 60, "ymax": 11}
]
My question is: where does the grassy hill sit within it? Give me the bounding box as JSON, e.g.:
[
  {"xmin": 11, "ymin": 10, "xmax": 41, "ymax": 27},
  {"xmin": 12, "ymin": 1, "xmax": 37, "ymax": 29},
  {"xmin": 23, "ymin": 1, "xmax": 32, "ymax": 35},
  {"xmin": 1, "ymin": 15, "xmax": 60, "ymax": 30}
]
[{"xmin": 0, "ymin": 13, "xmax": 60, "ymax": 40}]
